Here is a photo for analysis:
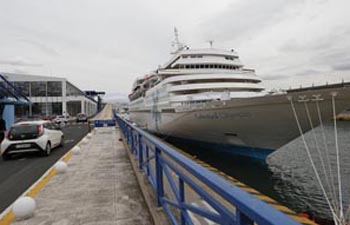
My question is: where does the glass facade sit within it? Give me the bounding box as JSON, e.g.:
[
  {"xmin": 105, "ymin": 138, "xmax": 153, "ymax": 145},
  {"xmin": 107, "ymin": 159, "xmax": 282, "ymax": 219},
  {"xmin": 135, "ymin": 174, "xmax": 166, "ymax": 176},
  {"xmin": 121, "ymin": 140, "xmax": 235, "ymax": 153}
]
[
  {"xmin": 66, "ymin": 82, "xmax": 84, "ymax": 96},
  {"xmin": 47, "ymin": 81, "xmax": 62, "ymax": 96},
  {"xmin": 31, "ymin": 102, "xmax": 62, "ymax": 116},
  {"xmin": 8, "ymin": 79, "xmax": 95, "ymax": 118},
  {"xmin": 66, "ymin": 101, "xmax": 81, "ymax": 116},
  {"xmin": 15, "ymin": 105, "xmax": 30, "ymax": 120},
  {"xmin": 31, "ymin": 81, "xmax": 46, "ymax": 97},
  {"xmin": 13, "ymin": 82, "xmax": 30, "ymax": 96}
]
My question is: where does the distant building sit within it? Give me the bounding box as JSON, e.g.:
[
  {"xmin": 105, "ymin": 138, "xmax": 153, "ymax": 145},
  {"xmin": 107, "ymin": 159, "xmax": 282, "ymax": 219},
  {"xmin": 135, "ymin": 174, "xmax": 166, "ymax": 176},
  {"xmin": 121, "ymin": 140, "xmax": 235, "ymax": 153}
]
[{"xmin": 2, "ymin": 73, "xmax": 98, "ymax": 118}]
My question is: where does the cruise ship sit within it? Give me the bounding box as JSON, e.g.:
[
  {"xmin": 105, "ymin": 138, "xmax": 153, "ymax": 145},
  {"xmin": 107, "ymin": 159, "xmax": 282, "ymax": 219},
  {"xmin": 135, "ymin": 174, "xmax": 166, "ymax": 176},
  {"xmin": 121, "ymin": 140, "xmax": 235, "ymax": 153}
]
[{"xmin": 128, "ymin": 31, "xmax": 350, "ymax": 159}]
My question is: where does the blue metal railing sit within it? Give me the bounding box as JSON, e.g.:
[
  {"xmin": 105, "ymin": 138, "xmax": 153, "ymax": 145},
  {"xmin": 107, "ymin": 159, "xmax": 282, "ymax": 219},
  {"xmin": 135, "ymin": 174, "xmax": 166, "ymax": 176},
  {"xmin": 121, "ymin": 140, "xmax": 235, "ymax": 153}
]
[{"xmin": 115, "ymin": 114, "xmax": 301, "ymax": 225}]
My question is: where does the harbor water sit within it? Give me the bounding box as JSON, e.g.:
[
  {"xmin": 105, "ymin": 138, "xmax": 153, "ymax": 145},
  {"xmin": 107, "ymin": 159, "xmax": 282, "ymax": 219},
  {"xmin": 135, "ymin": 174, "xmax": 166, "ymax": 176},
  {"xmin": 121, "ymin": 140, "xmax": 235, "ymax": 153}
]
[{"xmin": 164, "ymin": 121, "xmax": 350, "ymax": 224}]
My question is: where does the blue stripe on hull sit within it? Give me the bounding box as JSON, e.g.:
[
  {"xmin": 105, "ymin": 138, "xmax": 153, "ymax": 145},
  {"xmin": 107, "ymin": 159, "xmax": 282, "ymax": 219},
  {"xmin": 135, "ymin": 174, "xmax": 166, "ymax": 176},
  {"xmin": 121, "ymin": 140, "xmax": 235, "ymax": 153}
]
[{"xmin": 158, "ymin": 135, "xmax": 275, "ymax": 161}]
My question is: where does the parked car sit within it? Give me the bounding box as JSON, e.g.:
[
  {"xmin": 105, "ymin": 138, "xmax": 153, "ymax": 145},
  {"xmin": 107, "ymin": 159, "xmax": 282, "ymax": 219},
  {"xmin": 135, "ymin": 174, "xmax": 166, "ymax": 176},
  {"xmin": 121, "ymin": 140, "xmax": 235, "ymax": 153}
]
[
  {"xmin": 0, "ymin": 120, "xmax": 64, "ymax": 160},
  {"xmin": 76, "ymin": 113, "xmax": 88, "ymax": 123},
  {"xmin": 42, "ymin": 115, "xmax": 57, "ymax": 121},
  {"xmin": 53, "ymin": 115, "xmax": 68, "ymax": 124}
]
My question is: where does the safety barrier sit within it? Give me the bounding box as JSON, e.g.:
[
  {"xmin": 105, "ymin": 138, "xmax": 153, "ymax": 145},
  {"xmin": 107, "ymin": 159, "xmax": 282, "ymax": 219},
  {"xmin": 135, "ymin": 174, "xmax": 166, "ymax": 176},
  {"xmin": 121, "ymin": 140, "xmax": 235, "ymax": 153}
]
[{"xmin": 115, "ymin": 114, "xmax": 301, "ymax": 225}]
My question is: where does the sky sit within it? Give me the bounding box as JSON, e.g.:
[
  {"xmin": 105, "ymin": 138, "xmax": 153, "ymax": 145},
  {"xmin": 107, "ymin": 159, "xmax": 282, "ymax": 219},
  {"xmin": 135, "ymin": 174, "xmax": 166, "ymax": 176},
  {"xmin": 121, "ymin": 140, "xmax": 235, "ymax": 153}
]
[{"xmin": 0, "ymin": 0, "xmax": 349, "ymax": 101}]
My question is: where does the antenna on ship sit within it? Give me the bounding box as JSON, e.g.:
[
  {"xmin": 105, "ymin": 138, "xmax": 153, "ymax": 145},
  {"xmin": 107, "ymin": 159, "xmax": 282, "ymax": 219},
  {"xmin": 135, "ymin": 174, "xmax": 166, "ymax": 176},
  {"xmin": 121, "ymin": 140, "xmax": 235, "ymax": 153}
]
[
  {"xmin": 208, "ymin": 40, "xmax": 214, "ymax": 48},
  {"xmin": 171, "ymin": 27, "xmax": 187, "ymax": 54}
]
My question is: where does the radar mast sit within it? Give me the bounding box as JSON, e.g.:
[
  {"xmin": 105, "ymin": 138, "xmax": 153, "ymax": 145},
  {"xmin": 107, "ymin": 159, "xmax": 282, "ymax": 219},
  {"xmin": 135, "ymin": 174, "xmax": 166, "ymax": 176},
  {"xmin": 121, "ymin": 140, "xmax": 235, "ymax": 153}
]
[{"xmin": 171, "ymin": 27, "xmax": 187, "ymax": 54}]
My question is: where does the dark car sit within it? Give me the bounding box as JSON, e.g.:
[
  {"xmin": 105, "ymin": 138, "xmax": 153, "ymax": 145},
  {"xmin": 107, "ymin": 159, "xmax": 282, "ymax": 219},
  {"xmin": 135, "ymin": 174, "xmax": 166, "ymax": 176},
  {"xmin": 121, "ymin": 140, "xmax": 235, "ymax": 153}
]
[{"xmin": 76, "ymin": 113, "xmax": 88, "ymax": 123}]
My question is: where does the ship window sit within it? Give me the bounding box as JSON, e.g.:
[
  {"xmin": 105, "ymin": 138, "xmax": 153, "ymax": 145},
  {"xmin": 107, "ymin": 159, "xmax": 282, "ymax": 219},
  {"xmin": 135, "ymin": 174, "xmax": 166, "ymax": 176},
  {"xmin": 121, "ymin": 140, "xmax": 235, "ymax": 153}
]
[
  {"xmin": 196, "ymin": 65, "xmax": 200, "ymax": 69},
  {"xmin": 190, "ymin": 55, "xmax": 196, "ymax": 58},
  {"xmin": 205, "ymin": 65, "xmax": 209, "ymax": 68},
  {"xmin": 183, "ymin": 56, "xmax": 188, "ymax": 58},
  {"xmin": 214, "ymin": 65, "xmax": 218, "ymax": 69},
  {"xmin": 200, "ymin": 65, "xmax": 204, "ymax": 69}
]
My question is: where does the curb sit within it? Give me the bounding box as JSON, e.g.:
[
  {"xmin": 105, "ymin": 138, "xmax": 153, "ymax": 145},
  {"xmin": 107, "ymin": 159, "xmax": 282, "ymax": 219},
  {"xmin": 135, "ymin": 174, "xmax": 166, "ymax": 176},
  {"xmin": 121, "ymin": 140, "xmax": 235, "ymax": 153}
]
[{"xmin": 0, "ymin": 131, "xmax": 91, "ymax": 225}]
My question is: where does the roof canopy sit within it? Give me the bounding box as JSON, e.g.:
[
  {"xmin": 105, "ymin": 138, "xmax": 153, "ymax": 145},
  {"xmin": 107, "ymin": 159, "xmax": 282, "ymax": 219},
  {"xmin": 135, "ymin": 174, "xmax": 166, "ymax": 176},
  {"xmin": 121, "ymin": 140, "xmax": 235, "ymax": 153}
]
[{"xmin": 0, "ymin": 74, "xmax": 31, "ymax": 105}]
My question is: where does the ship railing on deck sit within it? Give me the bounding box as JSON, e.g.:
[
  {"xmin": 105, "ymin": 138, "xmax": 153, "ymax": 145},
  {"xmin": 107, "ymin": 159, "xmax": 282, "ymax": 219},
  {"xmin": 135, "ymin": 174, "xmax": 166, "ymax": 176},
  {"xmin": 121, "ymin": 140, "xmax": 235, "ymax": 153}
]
[{"xmin": 115, "ymin": 114, "xmax": 301, "ymax": 225}]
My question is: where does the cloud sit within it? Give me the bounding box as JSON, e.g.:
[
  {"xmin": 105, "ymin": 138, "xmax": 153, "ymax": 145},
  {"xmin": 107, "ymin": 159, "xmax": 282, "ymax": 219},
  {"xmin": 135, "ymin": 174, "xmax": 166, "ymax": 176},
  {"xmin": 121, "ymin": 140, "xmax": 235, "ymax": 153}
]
[
  {"xmin": 0, "ymin": 57, "xmax": 43, "ymax": 67},
  {"xmin": 0, "ymin": 0, "xmax": 349, "ymax": 95},
  {"xmin": 332, "ymin": 63, "xmax": 350, "ymax": 71},
  {"xmin": 197, "ymin": 0, "xmax": 305, "ymax": 45},
  {"xmin": 104, "ymin": 91, "xmax": 128, "ymax": 103},
  {"xmin": 17, "ymin": 39, "xmax": 60, "ymax": 56}
]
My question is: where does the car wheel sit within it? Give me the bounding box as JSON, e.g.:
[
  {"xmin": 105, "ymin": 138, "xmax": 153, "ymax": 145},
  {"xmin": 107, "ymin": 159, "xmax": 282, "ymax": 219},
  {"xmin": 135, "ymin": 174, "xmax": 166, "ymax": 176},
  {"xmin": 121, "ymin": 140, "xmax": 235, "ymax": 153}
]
[
  {"xmin": 43, "ymin": 142, "xmax": 51, "ymax": 156},
  {"xmin": 2, "ymin": 153, "xmax": 10, "ymax": 161},
  {"xmin": 59, "ymin": 136, "xmax": 64, "ymax": 147}
]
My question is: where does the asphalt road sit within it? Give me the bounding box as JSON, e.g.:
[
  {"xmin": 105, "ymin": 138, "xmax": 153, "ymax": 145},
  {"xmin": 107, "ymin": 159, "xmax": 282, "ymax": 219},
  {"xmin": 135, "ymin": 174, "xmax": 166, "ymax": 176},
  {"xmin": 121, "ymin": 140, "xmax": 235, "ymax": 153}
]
[{"xmin": 0, "ymin": 123, "xmax": 89, "ymax": 214}]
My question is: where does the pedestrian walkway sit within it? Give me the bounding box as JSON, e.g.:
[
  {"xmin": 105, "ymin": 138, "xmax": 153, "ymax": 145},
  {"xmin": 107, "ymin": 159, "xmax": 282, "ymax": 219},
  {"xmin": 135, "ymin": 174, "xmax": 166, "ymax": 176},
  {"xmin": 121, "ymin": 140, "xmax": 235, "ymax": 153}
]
[{"xmin": 12, "ymin": 127, "xmax": 153, "ymax": 225}]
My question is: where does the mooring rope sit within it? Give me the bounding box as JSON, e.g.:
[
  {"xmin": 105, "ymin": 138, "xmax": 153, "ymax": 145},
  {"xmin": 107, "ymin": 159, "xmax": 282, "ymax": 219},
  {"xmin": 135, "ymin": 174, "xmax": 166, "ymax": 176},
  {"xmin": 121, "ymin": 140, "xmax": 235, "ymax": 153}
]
[
  {"xmin": 303, "ymin": 100, "xmax": 338, "ymax": 211},
  {"xmin": 288, "ymin": 96, "xmax": 340, "ymax": 224},
  {"xmin": 331, "ymin": 93, "xmax": 345, "ymax": 224},
  {"xmin": 314, "ymin": 99, "xmax": 339, "ymax": 214}
]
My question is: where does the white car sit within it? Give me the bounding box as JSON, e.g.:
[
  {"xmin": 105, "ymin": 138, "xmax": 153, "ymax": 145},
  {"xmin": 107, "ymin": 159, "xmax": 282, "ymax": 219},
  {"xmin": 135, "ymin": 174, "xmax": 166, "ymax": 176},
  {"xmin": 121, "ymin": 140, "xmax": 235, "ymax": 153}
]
[
  {"xmin": 53, "ymin": 115, "xmax": 68, "ymax": 125},
  {"xmin": 0, "ymin": 120, "xmax": 64, "ymax": 160}
]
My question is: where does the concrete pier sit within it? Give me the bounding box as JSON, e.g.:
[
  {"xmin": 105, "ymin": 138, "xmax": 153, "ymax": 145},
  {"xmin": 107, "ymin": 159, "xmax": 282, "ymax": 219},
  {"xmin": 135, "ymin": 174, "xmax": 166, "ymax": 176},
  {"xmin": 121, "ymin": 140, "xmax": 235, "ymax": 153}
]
[{"xmin": 11, "ymin": 127, "xmax": 152, "ymax": 225}]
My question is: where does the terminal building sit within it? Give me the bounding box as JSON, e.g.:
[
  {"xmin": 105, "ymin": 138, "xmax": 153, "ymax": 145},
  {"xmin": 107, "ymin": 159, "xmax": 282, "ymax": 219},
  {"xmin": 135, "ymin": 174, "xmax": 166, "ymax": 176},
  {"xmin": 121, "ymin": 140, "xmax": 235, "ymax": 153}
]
[{"xmin": 2, "ymin": 73, "xmax": 98, "ymax": 119}]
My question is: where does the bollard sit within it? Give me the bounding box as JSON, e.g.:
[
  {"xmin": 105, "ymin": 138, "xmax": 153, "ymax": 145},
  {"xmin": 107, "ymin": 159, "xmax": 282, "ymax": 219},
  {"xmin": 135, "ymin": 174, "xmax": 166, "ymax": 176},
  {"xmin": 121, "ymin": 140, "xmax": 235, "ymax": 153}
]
[
  {"xmin": 71, "ymin": 146, "xmax": 81, "ymax": 155},
  {"xmin": 13, "ymin": 197, "xmax": 36, "ymax": 220},
  {"xmin": 55, "ymin": 161, "xmax": 68, "ymax": 173}
]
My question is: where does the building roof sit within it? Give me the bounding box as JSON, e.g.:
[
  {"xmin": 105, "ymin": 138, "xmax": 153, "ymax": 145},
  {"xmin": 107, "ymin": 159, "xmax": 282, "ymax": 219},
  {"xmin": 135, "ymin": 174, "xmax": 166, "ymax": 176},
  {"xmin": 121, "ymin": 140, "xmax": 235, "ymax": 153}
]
[{"xmin": 2, "ymin": 72, "xmax": 66, "ymax": 82}]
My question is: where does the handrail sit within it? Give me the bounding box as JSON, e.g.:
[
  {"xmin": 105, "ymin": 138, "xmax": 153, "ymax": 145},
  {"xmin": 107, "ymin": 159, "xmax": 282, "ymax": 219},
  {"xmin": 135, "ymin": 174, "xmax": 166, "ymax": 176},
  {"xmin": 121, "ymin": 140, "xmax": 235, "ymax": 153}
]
[{"xmin": 115, "ymin": 114, "xmax": 301, "ymax": 225}]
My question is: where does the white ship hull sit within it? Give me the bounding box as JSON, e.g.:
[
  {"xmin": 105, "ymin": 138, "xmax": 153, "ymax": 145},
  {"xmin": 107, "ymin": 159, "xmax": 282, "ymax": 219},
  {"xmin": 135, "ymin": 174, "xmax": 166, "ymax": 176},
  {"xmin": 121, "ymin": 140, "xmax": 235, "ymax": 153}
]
[{"xmin": 130, "ymin": 85, "xmax": 350, "ymax": 159}]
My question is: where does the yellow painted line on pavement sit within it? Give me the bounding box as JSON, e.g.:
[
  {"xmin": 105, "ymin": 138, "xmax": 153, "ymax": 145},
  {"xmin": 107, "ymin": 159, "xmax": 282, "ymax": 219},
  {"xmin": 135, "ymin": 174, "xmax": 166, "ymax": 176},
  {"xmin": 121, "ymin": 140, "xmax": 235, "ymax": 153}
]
[
  {"xmin": 0, "ymin": 212, "xmax": 15, "ymax": 225},
  {"xmin": 62, "ymin": 151, "xmax": 73, "ymax": 163},
  {"xmin": 27, "ymin": 169, "xmax": 57, "ymax": 198}
]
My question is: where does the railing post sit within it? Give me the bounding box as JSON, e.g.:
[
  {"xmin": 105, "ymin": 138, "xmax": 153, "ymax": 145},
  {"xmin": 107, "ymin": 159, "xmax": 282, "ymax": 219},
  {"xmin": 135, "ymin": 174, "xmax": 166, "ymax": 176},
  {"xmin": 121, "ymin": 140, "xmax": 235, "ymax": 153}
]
[
  {"xmin": 236, "ymin": 211, "xmax": 254, "ymax": 225},
  {"xmin": 145, "ymin": 146, "xmax": 150, "ymax": 176},
  {"xmin": 138, "ymin": 134, "xmax": 143, "ymax": 170},
  {"xmin": 131, "ymin": 130, "xmax": 135, "ymax": 154},
  {"xmin": 127, "ymin": 126, "xmax": 131, "ymax": 146},
  {"xmin": 179, "ymin": 178, "xmax": 186, "ymax": 225},
  {"xmin": 155, "ymin": 147, "xmax": 164, "ymax": 207}
]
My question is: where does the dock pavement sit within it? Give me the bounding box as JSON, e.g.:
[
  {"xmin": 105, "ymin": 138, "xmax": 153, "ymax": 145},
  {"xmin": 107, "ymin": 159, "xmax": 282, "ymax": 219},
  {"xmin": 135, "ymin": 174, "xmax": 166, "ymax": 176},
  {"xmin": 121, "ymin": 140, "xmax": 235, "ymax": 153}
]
[{"xmin": 10, "ymin": 127, "xmax": 153, "ymax": 225}]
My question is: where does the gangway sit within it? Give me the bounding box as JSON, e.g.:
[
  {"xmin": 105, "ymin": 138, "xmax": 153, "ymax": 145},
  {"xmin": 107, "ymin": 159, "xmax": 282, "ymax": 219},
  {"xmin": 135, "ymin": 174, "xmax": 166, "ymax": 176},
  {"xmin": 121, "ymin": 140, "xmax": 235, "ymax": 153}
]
[{"xmin": 90, "ymin": 104, "xmax": 115, "ymax": 127}]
